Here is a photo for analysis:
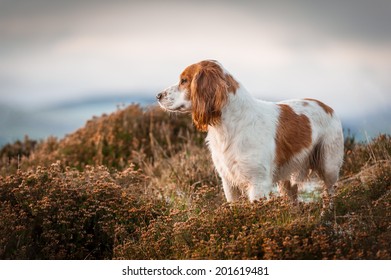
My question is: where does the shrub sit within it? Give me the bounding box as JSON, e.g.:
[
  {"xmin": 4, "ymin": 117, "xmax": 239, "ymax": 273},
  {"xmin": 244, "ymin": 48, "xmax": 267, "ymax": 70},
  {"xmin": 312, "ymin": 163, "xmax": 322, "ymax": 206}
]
[
  {"xmin": 0, "ymin": 105, "xmax": 390, "ymax": 259},
  {"xmin": 0, "ymin": 162, "xmax": 166, "ymax": 259},
  {"xmin": 342, "ymin": 134, "xmax": 391, "ymax": 177}
]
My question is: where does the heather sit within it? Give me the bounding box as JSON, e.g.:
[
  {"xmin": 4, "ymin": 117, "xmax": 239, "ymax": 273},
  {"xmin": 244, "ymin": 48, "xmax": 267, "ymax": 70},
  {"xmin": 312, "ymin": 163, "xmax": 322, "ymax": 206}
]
[{"xmin": 0, "ymin": 105, "xmax": 389, "ymax": 259}]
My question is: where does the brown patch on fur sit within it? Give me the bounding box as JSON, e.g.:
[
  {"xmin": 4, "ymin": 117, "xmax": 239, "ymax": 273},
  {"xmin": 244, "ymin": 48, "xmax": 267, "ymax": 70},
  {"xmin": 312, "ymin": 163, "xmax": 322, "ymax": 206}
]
[
  {"xmin": 179, "ymin": 63, "xmax": 201, "ymax": 98},
  {"xmin": 179, "ymin": 60, "xmax": 238, "ymax": 131},
  {"xmin": 275, "ymin": 104, "xmax": 312, "ymax": 167},
  {"xmin": 191, "ymin": 62, "xmax": 228, "ymax": 131},
  {"xmin": 304, "ymin": 98, "xmax": 334, "ymax": 115}
]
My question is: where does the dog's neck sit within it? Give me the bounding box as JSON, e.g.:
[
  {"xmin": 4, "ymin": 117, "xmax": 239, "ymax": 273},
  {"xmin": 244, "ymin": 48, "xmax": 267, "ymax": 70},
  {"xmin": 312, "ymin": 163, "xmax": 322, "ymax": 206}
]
[{"xmin": 208, "ymin": 85, "xmax": 260, "ymax": 135}]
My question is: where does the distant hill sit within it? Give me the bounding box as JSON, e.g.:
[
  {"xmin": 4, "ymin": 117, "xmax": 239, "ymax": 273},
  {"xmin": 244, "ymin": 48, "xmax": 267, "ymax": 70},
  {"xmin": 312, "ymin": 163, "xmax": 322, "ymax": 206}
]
[
  {"xmin": 342, "ymin": 108, "xmax": 391, "ymax": 142},
  {"xmin": 1, "ymin": 93, "xmax": 390, "ymax": 147},
  {"xmin": 0, "ymin": 94, "xmax": 155, "ymax": 147}
]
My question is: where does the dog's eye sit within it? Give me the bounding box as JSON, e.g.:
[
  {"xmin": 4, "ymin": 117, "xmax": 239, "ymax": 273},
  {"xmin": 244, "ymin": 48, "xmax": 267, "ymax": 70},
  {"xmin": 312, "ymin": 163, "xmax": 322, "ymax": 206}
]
[{"xmin": 180, "ymin": 78, "xmax": 187, "ymax": 85}]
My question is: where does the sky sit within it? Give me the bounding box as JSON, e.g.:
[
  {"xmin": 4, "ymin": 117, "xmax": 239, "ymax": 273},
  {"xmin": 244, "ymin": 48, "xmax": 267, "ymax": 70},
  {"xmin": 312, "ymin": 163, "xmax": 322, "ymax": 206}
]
[{"xmin": 0, "ymin": 0, "xmax": 390, "ymax": 143}]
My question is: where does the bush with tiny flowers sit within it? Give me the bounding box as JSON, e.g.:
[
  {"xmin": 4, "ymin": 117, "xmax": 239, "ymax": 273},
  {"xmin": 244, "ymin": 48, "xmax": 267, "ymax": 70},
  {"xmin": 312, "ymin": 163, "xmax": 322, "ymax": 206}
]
[{"xmin": 0, "ymin": 105, "xmax": 390, "ymax": 259}]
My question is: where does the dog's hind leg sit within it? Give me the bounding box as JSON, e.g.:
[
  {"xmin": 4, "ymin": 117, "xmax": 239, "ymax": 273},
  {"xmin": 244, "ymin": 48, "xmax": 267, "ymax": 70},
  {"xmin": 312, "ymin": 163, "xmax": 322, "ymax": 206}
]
[{"xmin": 316, "ymin": 134, "xmax": 344, "ymax": 213}]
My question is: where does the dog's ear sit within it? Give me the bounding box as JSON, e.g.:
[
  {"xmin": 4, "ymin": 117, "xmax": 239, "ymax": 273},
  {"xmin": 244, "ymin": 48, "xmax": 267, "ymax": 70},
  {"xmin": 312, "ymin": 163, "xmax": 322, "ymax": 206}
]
[{"xmin": 190, "ymin": 65, "xmax": 228, "ymax": 131}]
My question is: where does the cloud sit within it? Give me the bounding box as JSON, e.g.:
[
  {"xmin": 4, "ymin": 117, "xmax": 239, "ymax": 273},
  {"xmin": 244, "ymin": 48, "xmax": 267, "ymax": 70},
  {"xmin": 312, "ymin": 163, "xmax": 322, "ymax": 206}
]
[
  {"xmin": 0, "ymin": 0, "xmax": 390, "ymax": 122},
  {"xmin": 241, "ymin": 0, "xmax": 391, "ymax": 44}
]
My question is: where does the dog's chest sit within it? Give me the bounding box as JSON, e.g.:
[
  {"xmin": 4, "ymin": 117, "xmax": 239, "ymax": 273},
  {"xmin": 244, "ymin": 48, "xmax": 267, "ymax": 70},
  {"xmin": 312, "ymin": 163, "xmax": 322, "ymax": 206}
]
[{"xmin": 206, "ymin": 129, "xmax": 252, "ymax": 185}]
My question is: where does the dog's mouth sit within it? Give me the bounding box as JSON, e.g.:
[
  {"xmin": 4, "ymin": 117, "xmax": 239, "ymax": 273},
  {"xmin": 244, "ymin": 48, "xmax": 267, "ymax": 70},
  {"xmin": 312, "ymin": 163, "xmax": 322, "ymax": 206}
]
[{"xmin": 158, "ymin": 102, "xmax": 190, "ymax": 113}]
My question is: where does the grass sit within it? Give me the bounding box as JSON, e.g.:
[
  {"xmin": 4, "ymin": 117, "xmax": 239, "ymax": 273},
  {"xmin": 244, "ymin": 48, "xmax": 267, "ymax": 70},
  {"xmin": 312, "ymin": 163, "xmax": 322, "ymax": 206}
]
[{"xmin": 0, "ymin": 104, "xmax": 390, "ymax": 259}]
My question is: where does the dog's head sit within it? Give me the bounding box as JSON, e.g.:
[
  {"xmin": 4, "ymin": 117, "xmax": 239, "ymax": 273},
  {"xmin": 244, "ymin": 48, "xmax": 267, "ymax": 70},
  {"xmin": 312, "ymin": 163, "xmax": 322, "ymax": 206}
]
[{"xmin": 157, "ymin": 60, "xmax": 239, "ymax": 131}]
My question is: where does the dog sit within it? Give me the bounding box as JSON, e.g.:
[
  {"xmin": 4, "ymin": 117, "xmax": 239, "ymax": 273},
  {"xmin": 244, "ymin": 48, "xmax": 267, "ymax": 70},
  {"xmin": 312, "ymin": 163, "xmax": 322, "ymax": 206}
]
[{"xmin": 157, "ymin": 60, "xmax": 344, "ymax": 208}]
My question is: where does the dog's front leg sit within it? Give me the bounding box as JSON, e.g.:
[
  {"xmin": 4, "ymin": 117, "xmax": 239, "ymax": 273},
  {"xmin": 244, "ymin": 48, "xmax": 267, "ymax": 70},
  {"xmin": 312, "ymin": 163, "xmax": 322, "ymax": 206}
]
[
  {"xmin": 247, "ymin": 177, "xmax": 273, "ymax": 202},
  {"xmin": 221, "ymin": 177, "xmax": 241, "ymax": 202}
]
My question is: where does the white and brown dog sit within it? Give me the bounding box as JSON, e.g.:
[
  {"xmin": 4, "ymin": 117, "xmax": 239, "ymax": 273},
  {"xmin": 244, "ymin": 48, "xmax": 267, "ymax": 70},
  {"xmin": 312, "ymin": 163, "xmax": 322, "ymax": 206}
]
[{"xmin": 157, "ymin": 60, "xmax": 344, "ymax": 208}]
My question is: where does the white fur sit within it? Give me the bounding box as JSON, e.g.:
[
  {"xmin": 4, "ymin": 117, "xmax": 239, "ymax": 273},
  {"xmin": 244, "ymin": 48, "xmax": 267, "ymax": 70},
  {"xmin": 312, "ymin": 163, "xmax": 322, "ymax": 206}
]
[{"xmin": 157, "ymin": 83, "xmax": 192, "ymax": 113}]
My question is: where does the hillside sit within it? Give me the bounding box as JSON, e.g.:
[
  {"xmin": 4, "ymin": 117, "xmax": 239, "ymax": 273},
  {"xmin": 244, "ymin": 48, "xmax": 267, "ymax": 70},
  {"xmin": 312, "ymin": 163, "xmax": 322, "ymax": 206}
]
[{"xmin": 0, "ymin": 104, "xmax": 390, "ymax": 259}]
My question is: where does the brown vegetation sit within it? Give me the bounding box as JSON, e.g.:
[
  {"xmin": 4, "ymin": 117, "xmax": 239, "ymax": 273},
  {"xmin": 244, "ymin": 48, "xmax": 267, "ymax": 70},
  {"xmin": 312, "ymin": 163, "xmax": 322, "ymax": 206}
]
[{"xmin": 0, "ymin": 105, "xmax": 390, "ymax": 259}]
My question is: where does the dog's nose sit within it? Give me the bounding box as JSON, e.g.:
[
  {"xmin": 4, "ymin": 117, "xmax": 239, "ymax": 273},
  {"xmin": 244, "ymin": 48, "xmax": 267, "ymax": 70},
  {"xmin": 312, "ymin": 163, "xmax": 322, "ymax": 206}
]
[{"xmin": 156, "ymin": 92, "xmax": 164, "ymax": 100}]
